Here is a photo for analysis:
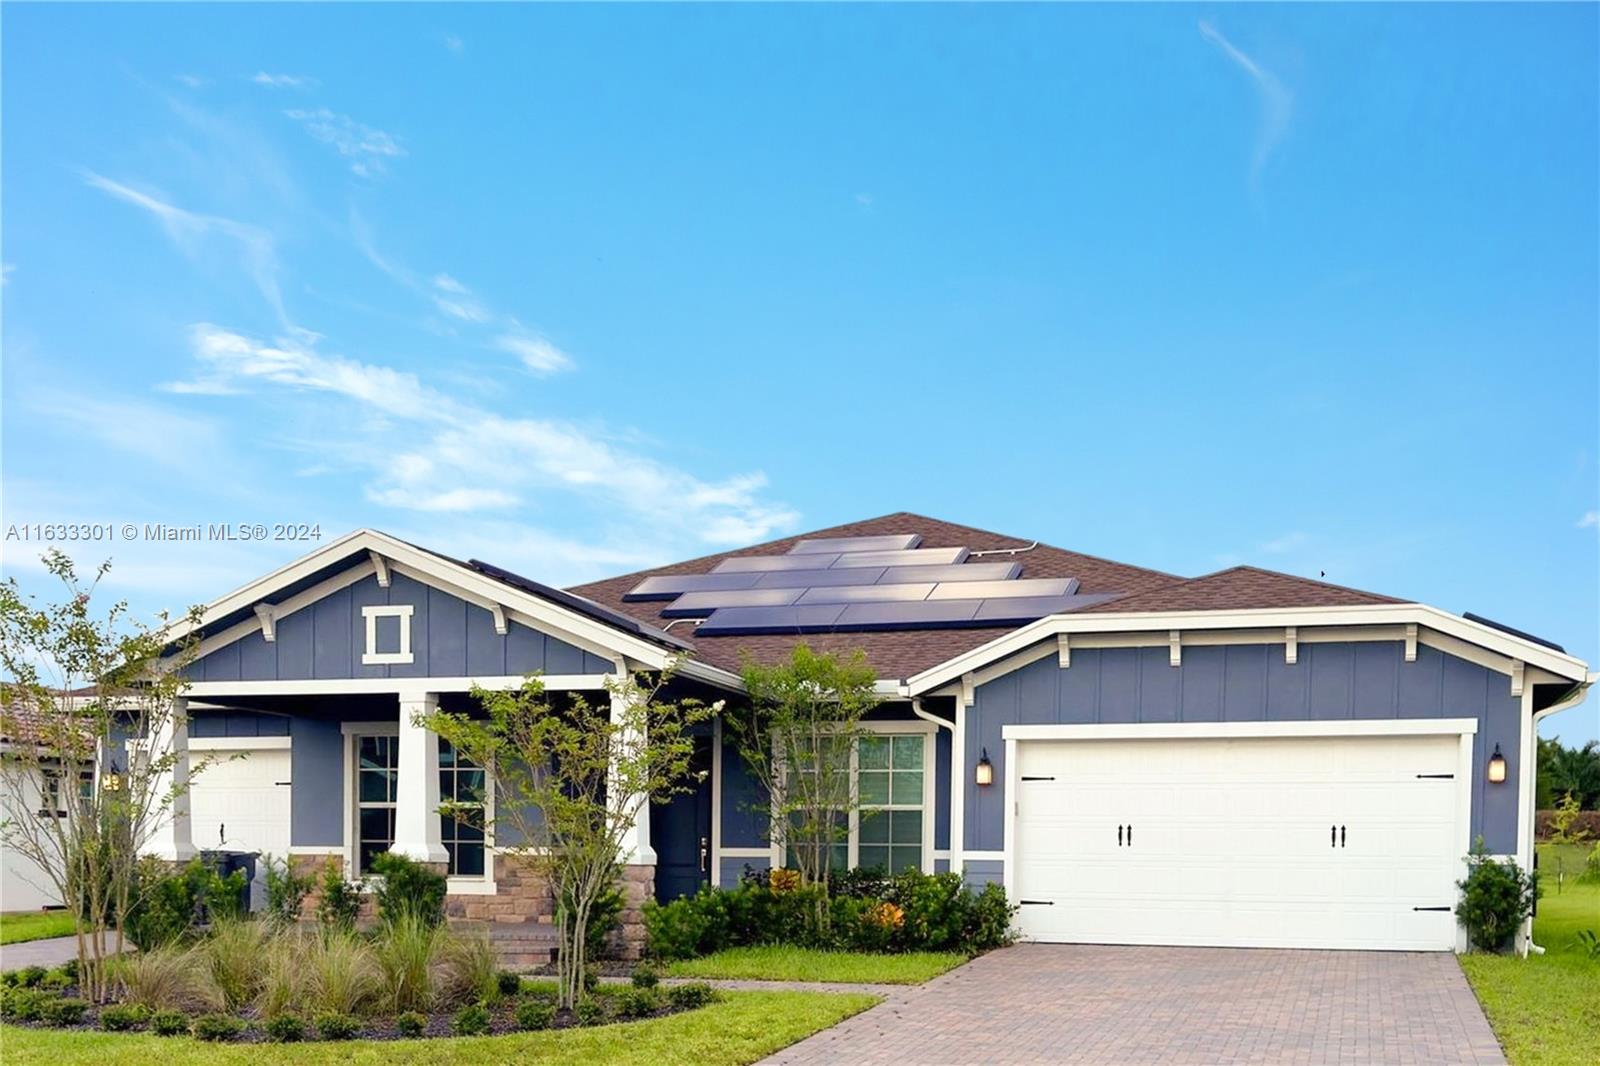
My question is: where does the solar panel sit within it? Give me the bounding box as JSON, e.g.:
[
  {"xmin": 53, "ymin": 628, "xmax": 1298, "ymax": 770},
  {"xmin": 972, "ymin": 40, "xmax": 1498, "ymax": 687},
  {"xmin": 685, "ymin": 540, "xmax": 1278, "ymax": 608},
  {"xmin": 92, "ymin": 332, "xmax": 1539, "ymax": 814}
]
[
  {"xmin": 970, "ymin": 593, "xmax": 1121, "ymax": 622},
  {"xmin": 712, "ymin": 554, "xmax": 841, "ymax": 573},
  {"xmin": 879, "ymin": 562, "xmax": 1021, "ymax": 584},
  {"xmin": 623, "ymin": 572, "xmax": 764, "ymax": 601},
  {"xmin": 693, "ymin": 604, "xmax": 848, "ymax": 635},
  {"xmin": 660, "ymin": 588, "xmax": 804, "ymax": 617},
  {"xmin": 752, "ymin": 567, "xmax": 886, "ymax": 589},
  {"xmin": 927, "ymin": 578, "xmax": 1078, "ymax": 600},
  {"xmin": 829, "ymin": 547, "xmax": 969, "ymax": 569},
  {"xmin": 787, "ymin": 534, "xmax": 922, "ymax": 555},
  {"xmin": 833, "ymin": 600, "xmax": 983, "ymax": 629},
  {"xmin": 795, "ymin": 583, "xmax": 935, "ymax": 605}
]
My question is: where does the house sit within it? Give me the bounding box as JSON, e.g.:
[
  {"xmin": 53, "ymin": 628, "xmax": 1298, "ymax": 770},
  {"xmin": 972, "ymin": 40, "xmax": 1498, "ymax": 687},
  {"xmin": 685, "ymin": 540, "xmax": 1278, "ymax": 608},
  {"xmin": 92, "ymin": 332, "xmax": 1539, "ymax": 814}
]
[
  {"xmin": 0, "ymin": 696, "xmax": 96, "ymax": 913},
  {"xmin": 150, "ymin": 513, "xmax": 1591, "ymax": 956}
]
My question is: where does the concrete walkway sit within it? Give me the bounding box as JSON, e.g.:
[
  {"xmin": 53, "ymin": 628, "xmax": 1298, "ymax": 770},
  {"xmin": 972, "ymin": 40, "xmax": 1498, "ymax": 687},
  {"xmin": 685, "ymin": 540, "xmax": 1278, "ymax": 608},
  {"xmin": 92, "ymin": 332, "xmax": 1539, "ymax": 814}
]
[
  {"xmin": 760, "ymin": 944, "xmax": 1506, "ymax": 1066},
  {"xmin": 0, "ymin": 935, "xmax": 81, "ymax": 970}
]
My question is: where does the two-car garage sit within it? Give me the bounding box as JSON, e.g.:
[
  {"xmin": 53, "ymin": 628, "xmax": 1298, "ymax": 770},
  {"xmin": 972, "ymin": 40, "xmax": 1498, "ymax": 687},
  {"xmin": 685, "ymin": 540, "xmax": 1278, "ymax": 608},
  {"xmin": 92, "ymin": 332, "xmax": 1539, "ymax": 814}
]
[{"xmin": 1006, "ymin": 722, "xmax": 1473, "ymax": 952}]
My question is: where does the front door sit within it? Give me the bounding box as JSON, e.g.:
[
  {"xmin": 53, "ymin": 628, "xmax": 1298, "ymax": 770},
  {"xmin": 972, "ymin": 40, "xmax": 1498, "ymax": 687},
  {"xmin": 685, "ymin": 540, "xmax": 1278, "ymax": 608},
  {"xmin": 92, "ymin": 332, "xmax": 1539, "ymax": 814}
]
[{"xmin": 651, "ymin": 735, "xmax": 713, "ymax": 903}]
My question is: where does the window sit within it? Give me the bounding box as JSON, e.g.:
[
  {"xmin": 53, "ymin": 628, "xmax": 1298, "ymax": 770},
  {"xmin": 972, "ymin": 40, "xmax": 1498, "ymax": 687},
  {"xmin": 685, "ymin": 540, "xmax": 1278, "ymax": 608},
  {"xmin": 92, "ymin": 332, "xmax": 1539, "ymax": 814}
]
[
  {"xmin": 783, "ymin": 735, "xmax": 849, "ymax": 873},
  {"xmin": 39, "ymin": 767, "xmax": 93, "ymax": 818},
  {"xmin": 857, "ymin": 735, "xmax": 924, "ymax": 873},
  {"xmin": 361, "ymin": 605, "xmax": 415, "ymax": 665},
  {"xmin": 439, "ymin": 740, "xmax": 486, "ymax": 877},
  {"xmin": 356, "ymin": 735, "xmax": 399, "ymax": 873}
]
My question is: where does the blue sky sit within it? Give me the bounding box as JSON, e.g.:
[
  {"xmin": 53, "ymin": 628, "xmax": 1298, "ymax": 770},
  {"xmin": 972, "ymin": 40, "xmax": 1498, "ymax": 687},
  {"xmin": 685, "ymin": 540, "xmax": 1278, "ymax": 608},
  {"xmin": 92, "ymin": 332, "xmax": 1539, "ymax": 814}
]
[{"xmin": 2, "ymin": 5, "xmax": 1596, "ymax": 740}]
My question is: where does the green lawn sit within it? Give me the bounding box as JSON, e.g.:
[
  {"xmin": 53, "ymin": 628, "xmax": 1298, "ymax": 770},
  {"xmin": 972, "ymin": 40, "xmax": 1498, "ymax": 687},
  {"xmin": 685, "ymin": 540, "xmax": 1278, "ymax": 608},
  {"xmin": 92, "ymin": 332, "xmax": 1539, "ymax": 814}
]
[
  {"xmin": 662, "ymin": 945, "xmax": 967, "ymax": 985},
  {"xmin": 0, "ymin": 911, "xmax": 77, "ymax": 946},
  {"xmin": 1459, "ymin": 844, "xmax": 1600, "ymax": 1066},
  {"xmin": 0, "ymin": 990, "xmax": 879, "ymax": 1065}
]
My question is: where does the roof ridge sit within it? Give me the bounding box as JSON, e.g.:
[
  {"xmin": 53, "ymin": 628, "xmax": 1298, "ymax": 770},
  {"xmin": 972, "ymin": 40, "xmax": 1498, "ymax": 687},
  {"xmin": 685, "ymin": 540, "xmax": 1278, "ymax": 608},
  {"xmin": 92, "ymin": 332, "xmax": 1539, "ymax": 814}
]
[{"xmin": 1184, "ymin": 563, "xmax": 1410, "ymax": 604}]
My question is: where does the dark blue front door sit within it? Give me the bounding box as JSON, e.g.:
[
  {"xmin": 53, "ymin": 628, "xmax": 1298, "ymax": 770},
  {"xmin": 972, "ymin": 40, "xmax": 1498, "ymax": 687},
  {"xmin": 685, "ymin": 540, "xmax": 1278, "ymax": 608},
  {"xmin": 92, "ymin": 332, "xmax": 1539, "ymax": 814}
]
[{"xmin": 652, "ymin": 736, "xmax": 712, "ymax": 903}]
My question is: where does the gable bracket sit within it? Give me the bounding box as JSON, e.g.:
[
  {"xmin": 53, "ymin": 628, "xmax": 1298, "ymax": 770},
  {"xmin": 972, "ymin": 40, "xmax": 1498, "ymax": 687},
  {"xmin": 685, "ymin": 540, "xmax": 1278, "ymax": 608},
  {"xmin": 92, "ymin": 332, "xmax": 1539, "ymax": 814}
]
[
  {"xmin": 369, "ymin": 551, "xmax": 391, "ymax": 588},
  {"xmin": 1169, "ymin": 629, "xmax": 1182, "ymax": 667},
  {"xmin": 1057, "ymin": 633, "xmax": 1071, "ymax": 669},
  {"xmin": 960, "ymin": 672, "xmax": 976, "ymax": 708},
  {"xmin": 1405, "ymin": 623, "xmax": 1418, "ymax": 663},
  {"xmin": 1285, "ymin": 626, "xmax": 1298, "ymax": 665},
  {"xmin": 1510, "ymin": 659, "xmax": 1525, "ymax": 697},
  {"xmin": 490, "ymin": 603, "xmax": 508, "ymax": 636},
  {"xmin": 253, "ymin": 603, "xmax": 276, "ymax": 643}
]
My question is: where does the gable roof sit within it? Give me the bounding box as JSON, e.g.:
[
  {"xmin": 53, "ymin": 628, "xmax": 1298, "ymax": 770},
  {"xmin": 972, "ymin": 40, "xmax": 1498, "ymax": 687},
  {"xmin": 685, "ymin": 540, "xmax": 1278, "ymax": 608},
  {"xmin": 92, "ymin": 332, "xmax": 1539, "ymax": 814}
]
[{"xmin": 571, "ymin": 512, "xmax": 1350, "ymax": 679}]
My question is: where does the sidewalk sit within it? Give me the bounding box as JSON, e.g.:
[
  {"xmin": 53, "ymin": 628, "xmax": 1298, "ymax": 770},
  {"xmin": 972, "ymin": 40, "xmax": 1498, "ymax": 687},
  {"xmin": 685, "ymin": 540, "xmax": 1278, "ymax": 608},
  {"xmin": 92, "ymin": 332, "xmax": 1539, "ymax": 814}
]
[{"xmin": 0, "ymin": 935, "xmax": 81, "ymax": 971}]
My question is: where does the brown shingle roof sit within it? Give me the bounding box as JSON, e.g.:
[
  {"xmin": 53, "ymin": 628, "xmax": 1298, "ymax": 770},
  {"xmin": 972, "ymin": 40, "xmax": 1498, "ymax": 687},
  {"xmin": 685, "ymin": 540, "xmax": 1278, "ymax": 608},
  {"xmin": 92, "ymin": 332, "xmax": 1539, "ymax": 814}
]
[{"xmin": 567, "ymin": 514, "xmax": 1412, "ymax": 681}]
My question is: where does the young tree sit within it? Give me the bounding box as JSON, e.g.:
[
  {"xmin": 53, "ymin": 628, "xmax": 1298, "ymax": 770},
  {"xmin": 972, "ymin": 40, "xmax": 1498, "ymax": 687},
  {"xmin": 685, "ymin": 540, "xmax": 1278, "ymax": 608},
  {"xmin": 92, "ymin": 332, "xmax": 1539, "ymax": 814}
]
[
  {"xmin": 0, "ymin": 550, "xmax": 207, "ymax": 1001},
  {"xmin": 423, "ymin": 666, "xmax": 714, "ymax": 1010},
  {"xmin": 725, "ymin": 644, "xmax": 880, "ymax": 903}
]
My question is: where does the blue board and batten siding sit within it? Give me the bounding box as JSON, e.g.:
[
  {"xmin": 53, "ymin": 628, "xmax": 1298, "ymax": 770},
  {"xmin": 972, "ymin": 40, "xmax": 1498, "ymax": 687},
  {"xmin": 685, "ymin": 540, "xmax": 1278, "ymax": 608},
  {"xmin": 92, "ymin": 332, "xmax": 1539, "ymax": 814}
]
[
  {"xmin": 963, "ymin": 640, "xmax": 1521, "ymax": 888},
  {"xmin": 183, "ymin": 571, "xmax": 612, "ymax": 683}
]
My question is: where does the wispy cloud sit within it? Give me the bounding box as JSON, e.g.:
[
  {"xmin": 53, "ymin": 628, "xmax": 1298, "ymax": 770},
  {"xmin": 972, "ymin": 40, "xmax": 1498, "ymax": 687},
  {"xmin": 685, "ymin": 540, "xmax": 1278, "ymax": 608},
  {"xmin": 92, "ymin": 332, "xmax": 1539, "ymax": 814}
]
[
  {"xmin": 494, "ymin": 332, "xmax": 575, "ymax": 375},
  {"xmin": 1, "ymin": 263, "xmax": 13, "ymax": 285},
  {"xmin": 1260, "ymin": 531, "xmax": 1310, "ymax": 554},
  {"xmin": 174, "ymin": 74, "xmax": 209, "ymax": 89},
  {"xmin": 1579, "ymin": 510, "xmax": 1598, "ymax": 529},
  {"xmin": 854, "ymin": 192, "xmax": 874, "ymax": 208},
  {"xmin": 443, "ymin": 34, "xmax": 465, "ymax": 55},
  {"xmin": 82, "ymin": 171, "xmax": 290, "ymax": 328},
  {"xmin": 1198, "ymin": 20, "xmax": 1293, "ymax": 192},
  {"xmin": 180, "ymin": 324, "xmax": 795, "ymax": 541},
  {"xmin": 27, "ymin": 389, "xmax": 221, "ymax": 470},
  {"xmin": 284, "ymin": 108, "xmax": 405, "ymax": 176},
  {"xmin": 252, "ymin": 72, "xmax": 317, "ymax": 90}
]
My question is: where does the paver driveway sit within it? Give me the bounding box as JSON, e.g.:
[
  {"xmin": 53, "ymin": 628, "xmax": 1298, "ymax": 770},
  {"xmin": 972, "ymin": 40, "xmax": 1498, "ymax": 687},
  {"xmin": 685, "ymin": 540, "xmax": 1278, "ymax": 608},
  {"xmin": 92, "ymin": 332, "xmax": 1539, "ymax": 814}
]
[{"xmin": 762, "ymin": 943, "xmax": 1505, "ymax": 1066}]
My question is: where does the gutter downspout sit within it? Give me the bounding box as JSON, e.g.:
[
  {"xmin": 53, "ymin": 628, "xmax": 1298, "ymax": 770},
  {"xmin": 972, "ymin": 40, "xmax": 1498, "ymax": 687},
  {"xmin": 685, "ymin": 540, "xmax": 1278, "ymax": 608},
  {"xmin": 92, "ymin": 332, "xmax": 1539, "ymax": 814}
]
[
  {"xmin": 1524, "ymin": 672, "xmax": 1595, "ymax": 956},
  {"xmin": 911, "ymin": 698, "xmax": 958, "ymax": 874}
]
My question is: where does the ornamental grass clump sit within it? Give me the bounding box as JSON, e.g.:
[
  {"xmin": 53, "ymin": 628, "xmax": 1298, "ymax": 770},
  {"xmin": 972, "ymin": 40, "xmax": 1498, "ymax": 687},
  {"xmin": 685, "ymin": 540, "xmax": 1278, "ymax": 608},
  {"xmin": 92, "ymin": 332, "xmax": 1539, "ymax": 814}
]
[
  {"xmin": 199, "ymin": 918, "xmax": 268, "ymax": 1010},
  {"xmin": 432, "ymin": 927, "xmax": 500, "ymax": 1008},
  {"xmin": 112, "ymin": 946, "xmax": 217, "ymax": 1012},
  {"xmin": 374, "ymin": 912, "xmax": 439, "ymax": 1014},
  {"xmin": 302, "ymin": 931, "xmax": 381, "ymax": 1016}
]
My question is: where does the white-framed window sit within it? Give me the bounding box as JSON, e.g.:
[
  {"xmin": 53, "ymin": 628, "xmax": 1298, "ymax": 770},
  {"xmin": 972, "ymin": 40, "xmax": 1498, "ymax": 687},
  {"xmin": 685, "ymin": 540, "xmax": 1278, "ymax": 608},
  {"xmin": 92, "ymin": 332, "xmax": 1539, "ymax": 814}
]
[
  {"xmin": 774, "ymin": 722, "xmax": 935, "ymax": 875},
  {"xmin": 39, "ymin": 766, "xmax": 94, "ymax": 818},
  {"xmin": 361, "ymin": 604, "xmax": 415, "ymax": 665},
  {"xmin": 355, "ymin": 734, "xmax": 399, "ymax": 873},
  {"xmin": 439, "ymin": 739, "xmax": 487, "ymax": 878}
]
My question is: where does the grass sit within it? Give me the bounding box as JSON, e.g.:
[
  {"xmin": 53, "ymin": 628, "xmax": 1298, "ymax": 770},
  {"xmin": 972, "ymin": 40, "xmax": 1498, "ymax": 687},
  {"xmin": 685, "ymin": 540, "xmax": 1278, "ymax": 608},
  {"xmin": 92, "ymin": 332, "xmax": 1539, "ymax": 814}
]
[
  {"xmin": 0, "ymin": 990, "xmax": 878, "ymax": 1065},
  {"xmin": 662, "ymin": 945, "xmax": 967, "ymax": 985},
  {"xmin": 0, "ymin": 911, "xmax": 77, "ymax": 946},
  {"xmin": 1459, "ymin": 843, "xmax": 1600, "ymax": 1066}
]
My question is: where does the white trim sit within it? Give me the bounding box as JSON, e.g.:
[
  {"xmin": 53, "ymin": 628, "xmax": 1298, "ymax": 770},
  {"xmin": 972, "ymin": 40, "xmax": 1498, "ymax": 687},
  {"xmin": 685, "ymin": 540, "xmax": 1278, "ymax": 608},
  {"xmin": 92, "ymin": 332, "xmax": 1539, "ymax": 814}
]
[
  {"xmin": 718, "ymin": 847, "xmax": 771, "ymax": 858},
  {"xmin": 1405, "ymin": 623, "xmax": 1418, "ymax": 663},
  {"xmin": 961, "ymin": 849, "xmax": 1005, "ymax": 861},
  {"xmin": 362, "ymin": 604, "xmax": 414, "ymax": 666},
  {"xmin": 490, "ymin": 604, "xmax": 508, "ymax": 637},
  {"xmin": 187, "ymin": 674, "xmax": 611, "ymax": 698},
  {"xmin": 710, "ymin": 715, "xmax": 723, "ymax": 886},
  {"xmin": 189, "ymin": 561, "xmax": 377, "ymax": 665},
  {"xmin": 444, "ymin": 878, "xmax": 497, "ymax": 896},
  {"xmin": 906, "ymin": 603, "xmax": 1589, "ymax": 694},
  {"xmin": 952, "ymin": 697, "xmax": 967, "ymax": 874},
  {"xmin": 1509, "ymin": 660, "xmax": 1525, "ymax": 698},
  {"xmin": 1456, "ymin": 730, "xmax": 1475, "ymax": 953},
  {"xmin": 1169, "ymin": 629, "xmax": 1182, "ymax": 667},
  {"xmin": 1057, "ymin": 633, "xmax": 1071, "ymax": 668},
  {"xmin": 288, "ymin": 845, "xmax": 343, "ymax": 856},
  {"xmin": 189, "ymin": 735, "xmax": 292, "ymax": 751},
  {"xmin": 1285, "ymin": 626, "xmax": 1298, "ymax": 665},
  {"xmin": 1001, "ymin": 735, "xmax": 1017, "ymax": 899},
  {"xmin": 369, "ymin": 551, "xmax": 391, "ymax": 588},
  {"xmin": 1001, "ymin": 718, "xmax": 1479, "ymax": 742}
]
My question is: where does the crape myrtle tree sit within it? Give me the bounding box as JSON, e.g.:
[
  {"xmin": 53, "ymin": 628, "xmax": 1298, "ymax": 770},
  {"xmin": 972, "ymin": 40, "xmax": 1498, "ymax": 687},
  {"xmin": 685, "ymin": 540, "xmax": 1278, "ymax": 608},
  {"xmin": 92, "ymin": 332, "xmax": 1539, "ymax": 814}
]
[
  {"xmin": 725, "ymin": 643, "xmax": 880, "ymax": 921},
  {"xmin": 424, "ymin": 665, "xmax": 715, "ymax": 1010},
  {"xmin": 0, "ymin": 549, "xmax": 209, "ymax": 1002}
]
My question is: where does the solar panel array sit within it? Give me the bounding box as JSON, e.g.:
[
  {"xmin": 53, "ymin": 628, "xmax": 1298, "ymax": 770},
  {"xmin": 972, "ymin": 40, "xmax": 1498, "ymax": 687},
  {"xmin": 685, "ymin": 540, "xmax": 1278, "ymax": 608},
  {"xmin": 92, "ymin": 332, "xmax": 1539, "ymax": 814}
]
[{"xmin": 624, "ymin": 533, "xmax": 1118, "ymax": 634}]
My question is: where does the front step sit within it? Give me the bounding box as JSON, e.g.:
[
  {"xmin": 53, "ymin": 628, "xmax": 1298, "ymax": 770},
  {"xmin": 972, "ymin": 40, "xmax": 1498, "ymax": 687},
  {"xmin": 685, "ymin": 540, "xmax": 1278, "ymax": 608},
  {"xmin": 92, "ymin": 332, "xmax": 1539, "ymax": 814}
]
[{"xmin": 463, "ymin": 919, "xmax": 561, "ymax": 968}]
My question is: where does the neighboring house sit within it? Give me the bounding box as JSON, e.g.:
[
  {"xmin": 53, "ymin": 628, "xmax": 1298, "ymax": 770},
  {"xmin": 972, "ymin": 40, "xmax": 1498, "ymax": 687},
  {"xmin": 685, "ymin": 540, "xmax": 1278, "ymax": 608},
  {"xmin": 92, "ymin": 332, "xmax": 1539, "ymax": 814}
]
[
  {"xmin": 148, "ymin": 513, "xmax": 1590, "ymax": 955},
  {"xmin": 0, "ymin": 699, "xmax": 95, "ymax": 913}
]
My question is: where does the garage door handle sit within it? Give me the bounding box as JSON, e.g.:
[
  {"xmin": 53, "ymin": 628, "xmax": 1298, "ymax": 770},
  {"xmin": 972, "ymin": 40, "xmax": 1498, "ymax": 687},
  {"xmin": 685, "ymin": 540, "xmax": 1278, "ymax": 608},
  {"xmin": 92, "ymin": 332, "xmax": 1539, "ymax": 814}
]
[
  {"xmin": 1127, "ymin": 824, "xmax": 1133, "ymax": 846},
  {"xmin": 1331, "ymin": 824, "xmax": 1337, "ymax": 847},
  {"xmin": 1117, "ymin": 825, "xmax": 1123, "ymax": 847},
  {"xmin": 1340, "ymin": 825, "xmax": 1346, "ymax": 848}
]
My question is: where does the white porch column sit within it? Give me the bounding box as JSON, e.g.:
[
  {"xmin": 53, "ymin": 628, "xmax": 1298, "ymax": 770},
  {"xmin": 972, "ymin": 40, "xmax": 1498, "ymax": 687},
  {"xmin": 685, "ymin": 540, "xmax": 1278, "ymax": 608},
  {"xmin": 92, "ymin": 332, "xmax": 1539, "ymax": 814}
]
[
  {"xmin": 610, "ymin": 661, "xmax": 656, "ymax": 865},
  {"xmin": 391, "ymin": 692, "xmax": 449, "ymax": 865},
  {"xmin": 145, "ymin": 697, "xmax": 196, "ymax": 861}
]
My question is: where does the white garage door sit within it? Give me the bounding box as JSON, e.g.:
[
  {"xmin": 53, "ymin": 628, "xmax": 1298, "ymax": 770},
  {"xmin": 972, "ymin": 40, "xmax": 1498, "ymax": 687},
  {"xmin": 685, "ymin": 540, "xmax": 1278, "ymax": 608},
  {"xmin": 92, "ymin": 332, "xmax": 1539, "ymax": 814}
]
[
  {"xmin": 188, "ymin": 748, "xmax": 292, "ymax": 857},
  {"xmin": 1012, "ymin": 733, "xmax": 1464, "ymax": 951}
]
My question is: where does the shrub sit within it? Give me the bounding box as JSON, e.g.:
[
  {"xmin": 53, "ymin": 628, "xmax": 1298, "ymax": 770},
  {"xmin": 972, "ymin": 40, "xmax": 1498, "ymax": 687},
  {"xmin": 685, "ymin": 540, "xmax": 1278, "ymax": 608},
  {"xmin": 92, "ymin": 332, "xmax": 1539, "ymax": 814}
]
[
  {"xmin": 315, "ymin": 1011, "xmax": 362, "ymax": 1040},
  {"xmin": 497, "ymin": 970, "xmax": 523, "ymax": 997},
  {"xmin": 515, "ymin": 998, "xmax": 557, "ymax": 1030},
  {"xmin": 43, "ymin": 996, "xmax": 89, "ymax": 1026},
  {"xmin": 263, "ymin": 1013, "xmax": 307, "ymax": 1043},
  {"xmin": 570, "ymin": 883, "xmax": 626, "ymax": 960},
  {"xmin": 55, "ymin": 958, "xmax": 78, "ymax": 982},
  {"xmin": 125, "ymin": 857, "xmax": 248, "ymax": 950},
  {"xmin": 614, "ymin": 987, "xmax": 662, "ymax": 1019},
  {"xmin": 374, "ymin": 912, "xmax": 438, "ymax": 1014},
  {"xmin": 1580, "ymin": 842, "xmax": 1600, "ymax": 885},
  {"xmin": 630, "ymin": 963, "xmax": 660, "ymax": 989},
  {"xmin": 433, "ymin": 928, "xmax": 501, "ymax": 1008},
  {"xmin": 831, "ymin": 895, "xmax": 894, "ymax": 952},
  {"xmin": 370, "ymin": 852, "xmax": 448, "ymax": 928},
  {"xmin": 829, "ymin": 864, "xmax": 892, "ymax": 900},
  {"xmin": 315, "ymin": 860, "xmax": 365, "ymax": 933},
  {"xmin": 262, "ymin": 854, "xmax": 314, "ymax": 928},
  {"xmin": 0, "ymin": 987, "xmax": 54, "ymax": 1021},
  {"xmin": 963, "ymin": 883, "xmax": 1018, "ymax": 951},
  {"xmin": 452, "ymin": 1001, "xmax": 492, "ymax": 1036},
  {"xmin": 395, "ymin": 1010, "xmax": 428, "ymax": 1037},
  {"xmin": 39, "ymin": 969, "xmax": 72, "ymax": 991},
  {"xmin": 665, "ymin": 981, "xmax": 718, "ymax": 1011},
  {"xmin": 113, "ymin": 946, "xmax": 217, "ymax": 1011},
  {"xmin": 14, "ymin": 965, "xmax": 47, "ymax": 988},
  {"xmin": 198, "ymin": 918, "xmax": 268, "ymax": 1010},
  {"xmin": 890, "ymin": 870, "xmax": 968, "ymax": 951},
  {"xmin": 574, "ymin": 996, "xmax": 608, "ymax": 1026},
  {"xmin": 150, "ymin": 1009, "xmax": 189, "ymax": 1035},
  {"xmin": 190, "ymin": 1013, "xmax": 246, "ymax": 1042},
  {"xmin": 98, "ymin": 1003, "xmax": 151, "ymax": 1031},
  {"xmin": 1458, "ymin": 840, "xmax": 1539, "ymax": 952},
  {"xmin": 643, "ymin": 897, "xmax": 710, "ymax": 960},
  {"xmin": 303, "ymin": 931, "xmax": 381, "ymax": 1016}
]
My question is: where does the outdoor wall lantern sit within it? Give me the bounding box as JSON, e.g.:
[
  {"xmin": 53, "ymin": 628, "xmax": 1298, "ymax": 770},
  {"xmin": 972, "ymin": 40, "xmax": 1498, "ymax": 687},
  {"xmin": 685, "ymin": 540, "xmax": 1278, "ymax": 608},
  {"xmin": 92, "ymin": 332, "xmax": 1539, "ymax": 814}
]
[
  {"xmin": 975, "ymin": 749, "xmax": 994, "ymax": 787},
  {"xmin": 1487, "ymin": 744, "xmax": 1507, "ymax": 785},
  {"xmin": 102, "ymin": 756, "xmax": 124, "ymax": 793}
]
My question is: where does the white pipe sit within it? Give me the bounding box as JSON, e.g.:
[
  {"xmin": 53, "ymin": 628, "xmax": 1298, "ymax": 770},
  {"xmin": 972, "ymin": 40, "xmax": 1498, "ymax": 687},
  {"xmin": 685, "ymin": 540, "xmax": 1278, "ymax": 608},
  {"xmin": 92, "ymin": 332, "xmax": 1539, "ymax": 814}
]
[
  {"xmin": 1524, "ymin": 673, "xmax": 1593, "ymax": 955},
  {"xmin": 910, "ymin": 698, "xmax": 958, "ymax": 875}
]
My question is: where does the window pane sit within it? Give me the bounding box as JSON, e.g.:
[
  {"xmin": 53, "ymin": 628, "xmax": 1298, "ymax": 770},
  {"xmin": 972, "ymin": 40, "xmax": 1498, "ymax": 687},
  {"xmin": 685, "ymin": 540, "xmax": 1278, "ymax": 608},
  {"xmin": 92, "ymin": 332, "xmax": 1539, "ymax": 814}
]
[
  {"xmin": 358, "ymin": 842, "xmax": 387, "ymax": 873},
  {"xmin": 438, "ymin": 741, "xmax": 456, "ymax": 767},
  {"xmin": 858, "ymin": 845, "xmax": 890, "ymax": 872},
  {"xmin": 890, "ymin": 846, "xmax": 922, "ymax": 874},
  {"xmin": 858, "ymin": 771, "xmax": 890, "ymax": 805},
  {"xmin": 859, "ymin": 810, "xmax": 889, "ymax": 844},
  {"xmin": 359, "ymin": 769, "xmax": 395, "ymax": 803},
  {"xmin": 359, "ymin": 807, "xmax": 395, "ymax": 844},
  {"xmin": 892, "ymin": 735, "xmax": 923, "ymax": 769},
  {"xmin": 858, "ymin": 736, "xmax": 889, "ymax": 770},
  {"xmin": 457, "ymin": 769, "xmax": 486, "ymax": 800},
  {"xmin": 890, "ymin": 810, "xmax": 923, "ymax": 845},
  {"xmin": 359, "ymin": 736, "xmax": 389, "ymax": 769},
  {"xmin": 455, "ymin": 842, "xmax": 485, "ymax": 877},
  {"xmin": 891, "ymin": 771, "xmax": 922, "ymax": 804}
]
